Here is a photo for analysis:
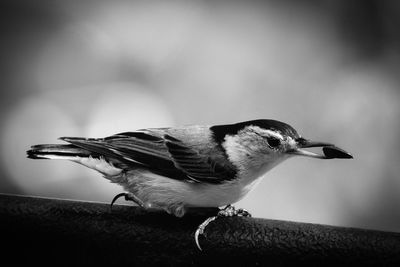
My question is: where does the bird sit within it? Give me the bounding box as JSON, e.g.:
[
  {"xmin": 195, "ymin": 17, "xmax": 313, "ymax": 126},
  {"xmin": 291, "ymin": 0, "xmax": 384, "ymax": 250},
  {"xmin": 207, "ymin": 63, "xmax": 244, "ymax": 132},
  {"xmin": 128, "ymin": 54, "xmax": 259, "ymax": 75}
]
[{"xmin": 27, "ymin": 119, "xmax": 352, "ymax": 250}]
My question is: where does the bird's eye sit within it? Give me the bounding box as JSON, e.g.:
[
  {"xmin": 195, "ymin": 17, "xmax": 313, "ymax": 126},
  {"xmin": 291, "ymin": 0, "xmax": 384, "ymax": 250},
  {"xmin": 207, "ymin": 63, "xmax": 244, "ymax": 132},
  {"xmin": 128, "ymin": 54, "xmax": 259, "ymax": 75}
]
[{"xmin": 267, "ymin": 137, "xmax": 281, "ymax": 148}]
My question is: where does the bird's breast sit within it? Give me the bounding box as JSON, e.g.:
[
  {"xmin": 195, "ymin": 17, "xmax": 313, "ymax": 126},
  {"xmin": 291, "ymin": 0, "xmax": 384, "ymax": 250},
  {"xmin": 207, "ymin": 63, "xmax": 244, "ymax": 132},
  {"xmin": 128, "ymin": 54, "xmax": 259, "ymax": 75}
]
[
  {"xmin": 184, "ymin": 176, "xmax": 263, "ymax": 207},
  {"xmin": 120, "ymin": 169, "xmax": 262, "ymax": 209}
]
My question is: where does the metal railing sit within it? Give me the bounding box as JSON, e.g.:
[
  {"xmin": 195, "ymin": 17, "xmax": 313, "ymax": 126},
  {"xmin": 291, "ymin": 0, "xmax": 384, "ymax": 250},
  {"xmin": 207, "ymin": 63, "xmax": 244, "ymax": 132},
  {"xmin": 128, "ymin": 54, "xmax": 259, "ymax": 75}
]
[{"xmin": 1, "ymin": 194, "xmax": 399, "ymax": 265}]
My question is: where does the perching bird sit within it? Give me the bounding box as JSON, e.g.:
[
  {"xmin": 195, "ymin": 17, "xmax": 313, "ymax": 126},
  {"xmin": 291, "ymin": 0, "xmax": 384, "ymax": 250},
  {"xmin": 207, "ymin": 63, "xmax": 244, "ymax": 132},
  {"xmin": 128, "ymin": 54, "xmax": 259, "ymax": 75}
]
[{"xmin": 27, "ymin": 119, "xmax": 352, "ymax": 249}]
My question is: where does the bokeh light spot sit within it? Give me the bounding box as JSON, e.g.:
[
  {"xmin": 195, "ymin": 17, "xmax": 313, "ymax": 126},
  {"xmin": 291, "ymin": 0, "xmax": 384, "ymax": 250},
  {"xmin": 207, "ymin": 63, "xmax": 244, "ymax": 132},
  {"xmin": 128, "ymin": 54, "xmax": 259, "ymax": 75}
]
[{"xmin": 1, "ymin": 96, "xmax": 80, "ymax": 195}]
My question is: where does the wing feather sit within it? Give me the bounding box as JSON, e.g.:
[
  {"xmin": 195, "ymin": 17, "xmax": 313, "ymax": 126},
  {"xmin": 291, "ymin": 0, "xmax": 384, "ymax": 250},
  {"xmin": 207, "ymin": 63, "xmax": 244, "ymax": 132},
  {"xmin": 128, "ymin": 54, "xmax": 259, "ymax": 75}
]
[
  {"xmin": 61, "ymin": 129, "xmax": 236, "ymax": 184},
  {"xmin": 164, "ymin": 135, "xmax": 235, "ymax": 181}
]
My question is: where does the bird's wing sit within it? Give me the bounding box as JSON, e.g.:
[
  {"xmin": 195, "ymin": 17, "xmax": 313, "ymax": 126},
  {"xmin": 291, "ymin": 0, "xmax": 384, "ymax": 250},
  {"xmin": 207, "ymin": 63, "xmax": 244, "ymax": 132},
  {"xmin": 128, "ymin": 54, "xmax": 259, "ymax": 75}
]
[
  {"xmin": 60, "ymin": 130, "xmax": 236, "ymax": 184},
  {"xmin": 163, "ymin": 134, "xmax": 236, "ymax": 183}
]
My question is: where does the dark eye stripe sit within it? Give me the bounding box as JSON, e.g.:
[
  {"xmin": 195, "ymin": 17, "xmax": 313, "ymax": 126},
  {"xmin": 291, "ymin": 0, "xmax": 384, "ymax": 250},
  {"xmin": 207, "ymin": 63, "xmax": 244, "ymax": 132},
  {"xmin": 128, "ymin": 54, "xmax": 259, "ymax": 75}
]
[
  {"xmin": 251, "ymin": 130, "xmax": 281, "ymax": 148},
  {"xmin": 267, "ymin": 137, "xmax": 281, "ymax": 148}
]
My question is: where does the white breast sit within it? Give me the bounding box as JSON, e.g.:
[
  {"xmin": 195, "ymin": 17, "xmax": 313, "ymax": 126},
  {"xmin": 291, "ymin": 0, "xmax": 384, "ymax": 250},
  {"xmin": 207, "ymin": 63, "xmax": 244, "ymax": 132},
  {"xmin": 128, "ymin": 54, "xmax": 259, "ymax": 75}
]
[
  {"xmin": 184, "ymin": 177, "xmax": 264, "ymax": 207},
  {"xmin": 121, "ymin": 169, "xmax": 263, "ymax": 211}
]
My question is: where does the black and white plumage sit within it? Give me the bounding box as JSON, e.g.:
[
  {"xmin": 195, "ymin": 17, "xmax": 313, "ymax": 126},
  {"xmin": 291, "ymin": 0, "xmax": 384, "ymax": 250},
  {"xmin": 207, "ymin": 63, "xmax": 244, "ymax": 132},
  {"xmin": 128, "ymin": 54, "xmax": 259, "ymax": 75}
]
[{"xmin": 27, "ymin": 119, "xmax": 352, "ymax": 217}]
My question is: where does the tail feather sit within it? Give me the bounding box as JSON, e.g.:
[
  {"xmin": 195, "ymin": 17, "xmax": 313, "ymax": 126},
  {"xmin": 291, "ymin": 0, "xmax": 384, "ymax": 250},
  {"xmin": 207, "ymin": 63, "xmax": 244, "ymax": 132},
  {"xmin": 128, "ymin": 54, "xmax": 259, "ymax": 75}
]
[{"xmin": 27, "ymin": 144, "xmax": 92, "ymax": 159}]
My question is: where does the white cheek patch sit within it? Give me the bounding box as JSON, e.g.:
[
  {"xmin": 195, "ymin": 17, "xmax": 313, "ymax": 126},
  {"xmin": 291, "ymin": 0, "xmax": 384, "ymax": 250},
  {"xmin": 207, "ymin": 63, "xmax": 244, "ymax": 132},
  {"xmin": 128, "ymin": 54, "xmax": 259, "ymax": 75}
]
[
  {"xmin": 286, "ymin": 137, "xmax": 297, "ymax": 148},
  {"xmin": 222, "ymin": 134, "xmax": 248, "ymax": 164},
  {"xmin": 222, "ymin": 126, "xmax": 291, "ymax": 185}
]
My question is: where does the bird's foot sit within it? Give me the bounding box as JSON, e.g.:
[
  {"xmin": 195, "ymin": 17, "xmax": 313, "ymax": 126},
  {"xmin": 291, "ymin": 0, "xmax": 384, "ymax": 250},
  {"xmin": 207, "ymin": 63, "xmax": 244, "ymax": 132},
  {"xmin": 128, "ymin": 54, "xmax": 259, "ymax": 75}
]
[
  {"xmin": 194, "ymin": 205, "xmax": 251, "ymax": 251},
  {"xmin": 110, "ymin": 192, "xmax": 146, "ymax": 210},
  {"xmin": 217, "ymin": 204, "xmax": 252, "ymax": 218}
]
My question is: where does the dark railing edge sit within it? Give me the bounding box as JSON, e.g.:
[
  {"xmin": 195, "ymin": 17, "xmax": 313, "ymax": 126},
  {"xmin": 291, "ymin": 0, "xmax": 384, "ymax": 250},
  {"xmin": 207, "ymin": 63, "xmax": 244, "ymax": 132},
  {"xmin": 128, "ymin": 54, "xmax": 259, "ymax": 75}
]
[{"xmin": 1, "ymin": 194, "xmax": 399, "ymax": 266}]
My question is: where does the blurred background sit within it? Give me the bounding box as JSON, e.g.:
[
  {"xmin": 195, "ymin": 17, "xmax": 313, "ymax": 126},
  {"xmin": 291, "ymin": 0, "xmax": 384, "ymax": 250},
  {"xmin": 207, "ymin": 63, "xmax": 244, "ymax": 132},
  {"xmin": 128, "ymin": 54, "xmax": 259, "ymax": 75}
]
[{"xmin": 1, "ymin": 0, "xmax": 400, "ymax": 232}]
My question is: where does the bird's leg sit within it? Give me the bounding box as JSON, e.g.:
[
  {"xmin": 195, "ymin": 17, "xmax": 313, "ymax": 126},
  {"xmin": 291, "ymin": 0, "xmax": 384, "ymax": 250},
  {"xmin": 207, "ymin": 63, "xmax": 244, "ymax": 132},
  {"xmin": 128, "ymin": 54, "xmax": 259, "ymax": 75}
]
[
  {"xmin": 194, "ymin": 205, "xmax": 251, "ymax": 251},
  {"xmin": 110, "ymin": 192, "xmax": 146, "ymax": 210}
]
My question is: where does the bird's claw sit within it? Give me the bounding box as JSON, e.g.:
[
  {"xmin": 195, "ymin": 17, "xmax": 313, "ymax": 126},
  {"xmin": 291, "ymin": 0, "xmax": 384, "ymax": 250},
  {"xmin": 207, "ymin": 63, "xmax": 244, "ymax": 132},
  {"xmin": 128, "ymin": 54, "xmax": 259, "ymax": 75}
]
[
  {"xmin": 110, "ymin": 192, "xmax": 145, "ymax": 210},
  {"xmin": 194, "ymin": 216, "xmax": 217, "ymax": 251},
  {"xmin": 110, "ymin": 192, "xmax": 128, "ymax": 210},
  {"xmin": 194, "ymin": 205, "xmax": 251, "ymax": 251}
]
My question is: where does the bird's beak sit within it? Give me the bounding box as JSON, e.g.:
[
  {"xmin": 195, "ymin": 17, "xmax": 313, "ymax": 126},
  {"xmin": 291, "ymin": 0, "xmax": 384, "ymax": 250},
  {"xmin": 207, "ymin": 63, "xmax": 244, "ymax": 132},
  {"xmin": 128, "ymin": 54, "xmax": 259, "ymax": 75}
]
[{"xmin": 287, "ymin": 138, "xmax": 353, "ymax": 159}]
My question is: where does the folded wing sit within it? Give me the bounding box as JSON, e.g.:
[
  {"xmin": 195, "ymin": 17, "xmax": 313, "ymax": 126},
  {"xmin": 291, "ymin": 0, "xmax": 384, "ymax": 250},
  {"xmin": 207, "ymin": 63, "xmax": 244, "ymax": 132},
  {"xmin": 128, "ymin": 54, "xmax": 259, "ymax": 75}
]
[{"xmin": 60, "ymin": 130, "xmax": 236, "ymax": 184}]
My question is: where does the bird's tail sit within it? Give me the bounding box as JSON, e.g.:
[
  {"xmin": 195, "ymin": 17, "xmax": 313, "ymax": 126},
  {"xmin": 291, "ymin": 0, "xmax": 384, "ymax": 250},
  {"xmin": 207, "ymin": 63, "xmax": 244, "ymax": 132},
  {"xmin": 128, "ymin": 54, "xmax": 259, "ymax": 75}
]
[{"xmin": 27, "ymin": 144, "xmax": 92, "ymax": 160}]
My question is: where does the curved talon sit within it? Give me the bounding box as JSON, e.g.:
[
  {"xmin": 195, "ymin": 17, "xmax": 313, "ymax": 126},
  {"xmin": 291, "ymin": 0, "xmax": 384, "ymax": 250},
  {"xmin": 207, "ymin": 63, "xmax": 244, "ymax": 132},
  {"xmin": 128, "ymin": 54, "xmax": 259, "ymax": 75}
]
[
  {"xmin": 110, "ymin": 192, "xmax": 128, "ymax": 210},
  {"xmin": 194, "ymin": 216, "xmax": 217, "ymax": 251},
  {"xmin": 194, "ymin": 205, "xmax": 252, "ymax": 251}
]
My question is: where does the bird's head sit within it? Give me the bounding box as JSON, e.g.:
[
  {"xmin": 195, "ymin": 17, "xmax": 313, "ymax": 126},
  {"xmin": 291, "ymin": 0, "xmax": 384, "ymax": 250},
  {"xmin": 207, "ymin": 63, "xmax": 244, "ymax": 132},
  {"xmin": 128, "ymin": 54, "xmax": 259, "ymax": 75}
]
[{"xmin": 211, "ymin": 119, "xmax": 352, "ymax": 178}]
